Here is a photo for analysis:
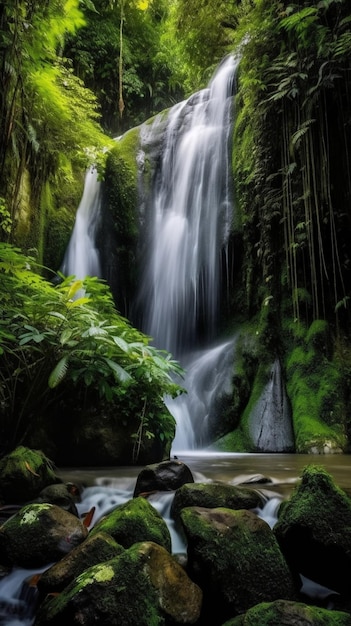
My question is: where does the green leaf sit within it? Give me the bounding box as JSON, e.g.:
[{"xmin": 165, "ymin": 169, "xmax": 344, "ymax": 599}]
[
  {"xmin": 48, "ymin": 356, "xmax": 69, "ymax": 388},
  {"xmin": 102, "ymin": 357, "xmax": 132, "ymax": 382}
]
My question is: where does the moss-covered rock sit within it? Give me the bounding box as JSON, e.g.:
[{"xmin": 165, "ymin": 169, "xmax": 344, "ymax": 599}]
[
  {"xmin": 34, "ymin": 541, "xmax": 202, "ymax": 626},
  {"xmin": 274, "ymin": 464, "xmax": 351, "ymax": 602},
  {"xmin": 90, "ymin": 496, "xmax": 172, "ymax": 552},
  {"xmin": 170, "ymin": 482, "xmax": 262, "ymax": 520},
  {"xmin": 37, "ymin": 531, "xmax": 124, "ymax": 595},
  {"xmin": 0, "ymin": 446, "xmax": 61, "ymax": 504},
  {"xmin": 0, "ymin": 503, "xmax": 88, "ymax": 567},
  {"xmin": 222, "ymin": 599, "xmax": 351, "ymax": 626},
  {"xmin": 180, "ymin": 506, "xmax": 297, "ymax": 624},
  {"xmin": 284, "ymin": 321, "xmax": 347, "ymax": 454},
  {"xmin": 102, "ymin": 129, "xmax": 140, "ymax": 314}
]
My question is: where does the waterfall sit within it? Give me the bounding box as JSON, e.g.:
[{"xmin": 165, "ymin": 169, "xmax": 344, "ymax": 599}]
[
  {"xmin": 135, "ymin": 55, "xmax": 238, "ymax": 449},
  {"xmin": 60, "ymin": 167, "xmax": 102, "ymax": 280},
  {"xmin": 137, "ymin": 55, "xmax": 237, "ymax": 358}
]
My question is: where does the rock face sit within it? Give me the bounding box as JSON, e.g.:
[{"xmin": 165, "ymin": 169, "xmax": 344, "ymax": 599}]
[
  {"xmin": 133, "ymin": 459, "xmax": 195, "ymax": 497},
  {"xmin": 34, "ymin": 541, "xmax": 203, "ymax": 626},
  {"xmin": 0, "ymin": 503, "xmax": 88, "ymax": 567},
  {"xmin": 180, "ymin": 506, "xmax": 297, "ymax": 625},
  {"xmin": 274, "ymin": 464, "xmax": 351, "ymax": 603},
  {"xmin": 90, "ymin": 495, "xmax": 172, "ymax": 552}
]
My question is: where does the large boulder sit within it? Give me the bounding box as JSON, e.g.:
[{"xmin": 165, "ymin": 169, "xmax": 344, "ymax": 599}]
[
  {"xmin": 170, "ymin": 482, "xmax": 262, "ymax": 520},
  {"xmin": 133, "ymin": 459, "xmax": 195, "ymax": 497},
  {"xmin": 37, "ymin": 531, "xmax": 124, "ymax": 596},
  {"xmin": 180, "ymin": 506, "xmax": 297, "ymax": 625},
  {"xmin": 34, "ymin": 541, "xmax": 202, "ymax": 626},
  {"xmin": 222, "ymin": 599, "xmax": 351, "ymax": 625},
  {"xmin": 0, "ymin": 446, "xmax": 61, "ymax": 504},
  {"xmin": 89, "ymin": 496, "xmax": 172, "ymax": 552},
  {"xmin": 274, "ymin": 464, "xmax": 351, "ymax": 603},
  {"xmin": 0, "ymin": 503, "xmax": 88, "ymax": 567}
]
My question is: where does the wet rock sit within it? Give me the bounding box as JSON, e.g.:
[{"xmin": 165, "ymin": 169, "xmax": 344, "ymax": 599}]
[
  {"xmin": 0, "ymin": 446, "xmax": 61, "ymax": 504},
  {"xmin": 180, "ymin": 506, "xmax": 297, "ymax": 624},
  {"xmin": 90, "ymin": 496, "xmax": 172, "ymax": 552},
  {"xmin": 170, "ymin": 482, "xmax": 262, "ymax": 520},
  {"xmin": 0, "ymin": 503, "xmax": 88, "ymax": 567},
  {"xmin": 34, "ymin": 483, "xmax": 81, "ymax": 516},
  {"xmin": 133, "ymin": 459, "xmax": 194, "ymax": 497},
  {"xmin": 34, "ymin": 541, "xmax": 202, "ymax": 626},
  {"xmin": 274, "ymin": 464, "xmax": 351, "ymax": 604},
  {"xmin": 222, "ymin": 599, "xmax": 351, "ymax": 625},
  {"xmin": 37, "ymin": 531, "xmax": 124, "ymax": 595}
]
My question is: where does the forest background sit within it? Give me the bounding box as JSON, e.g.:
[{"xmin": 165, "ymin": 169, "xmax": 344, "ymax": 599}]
[{"xmin": 1, "ymin": 0, "xmax": 351, "ymax": 465}]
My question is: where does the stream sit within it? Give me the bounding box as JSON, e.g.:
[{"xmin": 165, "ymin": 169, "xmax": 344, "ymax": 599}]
[{"xmin": 1, "ymin": 452, "xmax": 351, "ymax": 625}]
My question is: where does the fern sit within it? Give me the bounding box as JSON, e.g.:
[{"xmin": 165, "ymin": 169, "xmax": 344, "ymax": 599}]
[{"xmin": 48, "ymin": 356, "xmax": 69, "ymax": 388}]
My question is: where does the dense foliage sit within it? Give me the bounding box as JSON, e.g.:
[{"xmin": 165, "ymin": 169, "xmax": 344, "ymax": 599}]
[
  {"xmin": 1, "ymin": 0, "xmax": 351, "ymax": 458},
  {"xmin": 0, "ymin": 244, "xmax": 183, "ymax": 458}
]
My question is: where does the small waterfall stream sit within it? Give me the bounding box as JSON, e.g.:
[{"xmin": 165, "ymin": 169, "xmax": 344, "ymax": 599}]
[{"xmin": 60, "ymin": 167, "xmax": 102, "ymax": 280}]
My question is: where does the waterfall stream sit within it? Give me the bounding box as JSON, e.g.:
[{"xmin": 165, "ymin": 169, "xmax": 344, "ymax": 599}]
[
  {"xmin": 60, "ymin": 167, "xmax": 102, "ymax": 281},
  {"xmin": 137, "ymin": 55, "xmax": 237, "ymax": 357},
  {"xmin": 135, "ymin": 55, "xmax": 238, "ymax": 449}
]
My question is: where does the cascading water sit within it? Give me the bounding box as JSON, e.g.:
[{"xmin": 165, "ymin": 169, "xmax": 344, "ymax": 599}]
[
  {"xmin": 59, "ymin": 54, "xmax": 294, "ymax": 453},
  {"xmin": 136, "ymin": 55, "xmax": 239, "ymax": 450},
  {"xmin": 60, "ymin": 167, "xmax": 102, "ymax": 280},
  {"xmin": 137, "ymin": 55, "xmax": 237, "ymax": 357}
]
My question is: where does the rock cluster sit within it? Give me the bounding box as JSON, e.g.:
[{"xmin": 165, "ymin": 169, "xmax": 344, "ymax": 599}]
[{"xmin": 0, "ymin": 447, "xmax": 350, "ymax": 625}]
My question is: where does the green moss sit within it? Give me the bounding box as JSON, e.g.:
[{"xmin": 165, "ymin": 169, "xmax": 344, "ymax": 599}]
[
  {"xmin": 224, "ymin": 599, "xmax": 351, "ymax": 625},
  {"xmin": 36, "ymin": 548, "xmax": 164, "ymax": 626},
  {"xmin": 90, "ymin": 496, "xmax": 171, "ymax": 552},
  {"xmin": 276, "ymin": 465, "xmax": 351, "ymax": 544},
  {"xmin": 284, "ymin": 321, "xmax": 346, "ymax": 452}
]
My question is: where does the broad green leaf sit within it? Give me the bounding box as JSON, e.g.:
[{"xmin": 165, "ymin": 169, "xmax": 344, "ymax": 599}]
[{"xmin": 102, "ymin": 357, "xmax": 132, "ymax": 382}]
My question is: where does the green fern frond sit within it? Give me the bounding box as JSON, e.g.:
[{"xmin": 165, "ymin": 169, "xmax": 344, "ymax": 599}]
[{"xmin": 48, "ymin": 356, "xmax": 69, "ymax": 388}]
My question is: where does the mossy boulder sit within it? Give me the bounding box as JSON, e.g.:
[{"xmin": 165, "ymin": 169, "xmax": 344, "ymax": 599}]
[
  {"xmin": 37, "ymin": 531, "xmax": 124, "ymax": 595},
  {"xmin": 34, "ymin": 541, "xmax": 202, "ymax": 626},
  {"xmin": 170, "ymin": 482, "xmax": 262, "ymax": 520},
  {"xmin": 222, "ymin": 599, "xmax": 351, "ymax": 625},
  {"xmin": 180, "ymin": 506, "xmax": 297, "ymax": 624},
  {"xmin": 274, "ymin": 464, "xmax": 351, "ymax": 600},
  {"xmin": 0, "ymin": 503, "xmax": 88, "ymax": 567},
  {"xmin": 90, "ymin": 496, "xmax": 172, "ymax": 552},
  {"xmin": 0, "ymin": 446, "xmax": 61, "ymax": 504}
]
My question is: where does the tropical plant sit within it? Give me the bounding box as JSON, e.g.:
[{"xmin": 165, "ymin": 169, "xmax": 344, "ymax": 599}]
[
  {"xmin": 0, "ymin": 0, "xmax": 113, "ymax": 248},
  {"xmin": 233, "ymin": 0, "xmax": 351, "ymax": 335},
  {"xmin": 0, "ymin": 244, "xmax": 183, "ymax": 458}
]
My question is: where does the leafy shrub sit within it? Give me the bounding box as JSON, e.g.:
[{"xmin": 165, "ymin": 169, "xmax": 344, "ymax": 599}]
[{"xmin": 0, "ymin": 244, "xmax": 183, "ymax": 458}]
